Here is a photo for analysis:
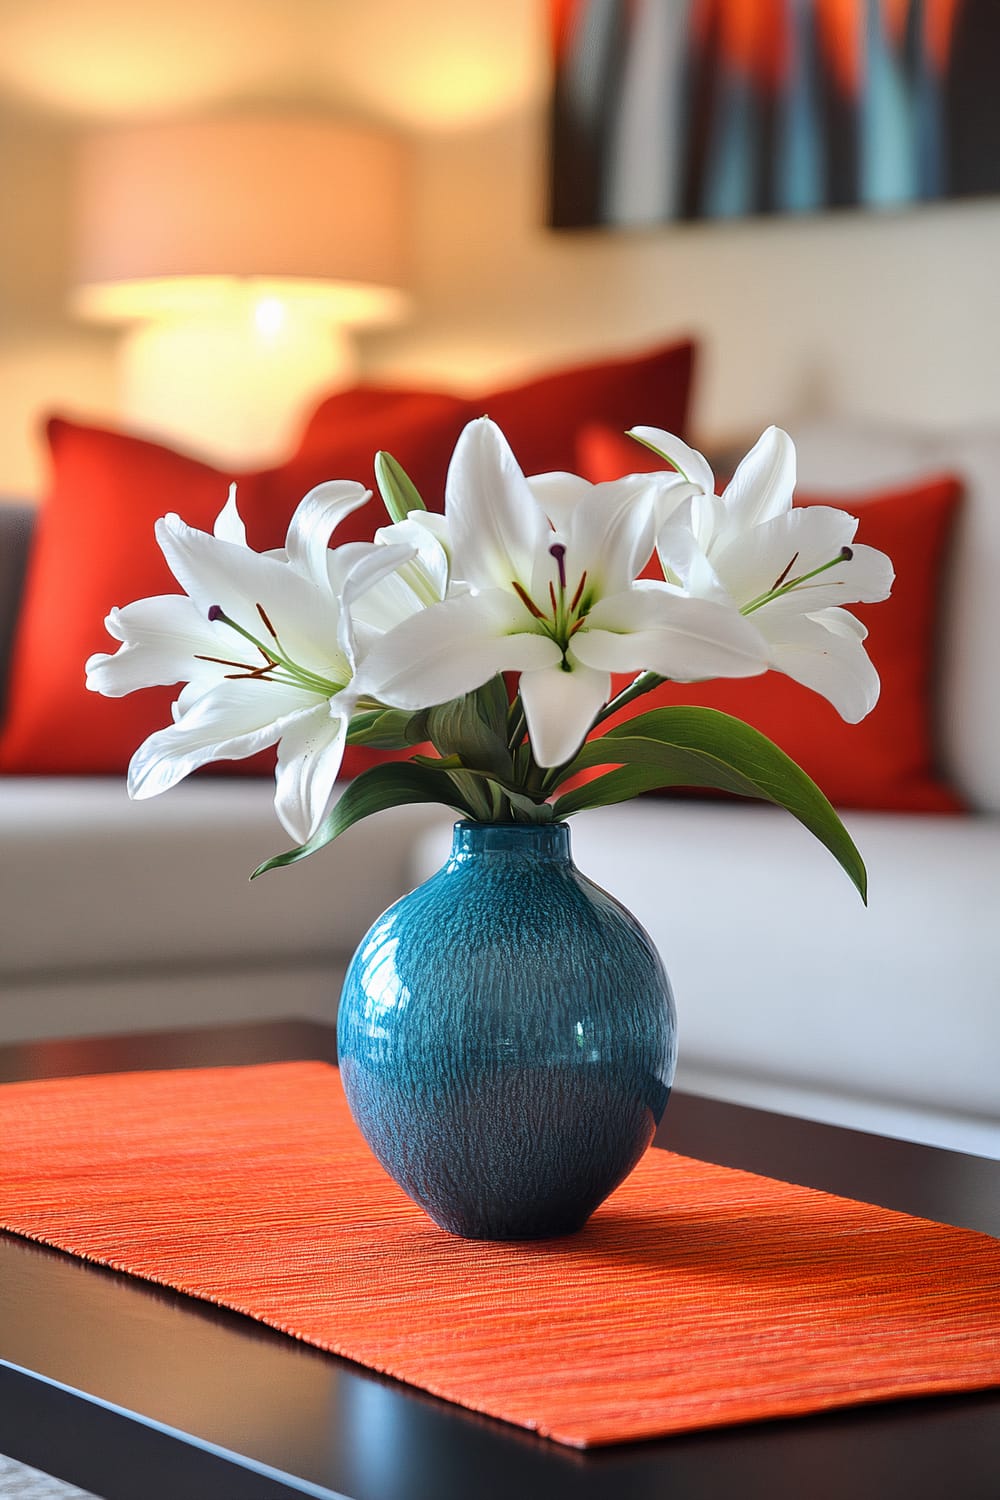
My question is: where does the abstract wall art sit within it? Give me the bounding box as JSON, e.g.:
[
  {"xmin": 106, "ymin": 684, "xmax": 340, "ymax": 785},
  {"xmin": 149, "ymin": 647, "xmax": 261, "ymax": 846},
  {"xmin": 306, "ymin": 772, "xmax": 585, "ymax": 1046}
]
[{"xmin": 549, "ymin": 0, "xmax": 1000, "ymax": 227}]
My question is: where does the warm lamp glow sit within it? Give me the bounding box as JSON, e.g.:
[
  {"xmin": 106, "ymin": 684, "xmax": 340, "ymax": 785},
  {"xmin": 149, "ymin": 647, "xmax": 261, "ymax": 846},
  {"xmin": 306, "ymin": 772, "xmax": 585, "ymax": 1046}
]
[
  {"xmin": 71, "ymin": 276, "xmax": 408, "ymax": 328},
  {"xmin": 118, "ymin": 311, "xmax": 357, "ymax": 468},
  {"xmin": 70, "ymin": 115, "xmax": 410, "ymax": 464}
]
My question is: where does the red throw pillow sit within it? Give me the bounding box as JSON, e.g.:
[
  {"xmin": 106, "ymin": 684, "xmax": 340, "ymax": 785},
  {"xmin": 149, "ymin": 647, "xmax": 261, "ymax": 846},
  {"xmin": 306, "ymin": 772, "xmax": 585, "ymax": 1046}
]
[
  {"xmin": 0, "ymin": 419, "xmax": 256, "ymax": 775},
  {"xmin": 578, "ymin": 426, "xmax": 965, "ymax": 813},
  {"xmin": 267, "ymin": 389, "xmax": 471, "ymax": 540},
  {"xmin": 0, "ymin": 344, "xmax": 697, "ymax": 783},
  {"xmin": 477, "ymin": 337, "xmax": 695, "ymax": 476},
  {"xmin": 0, "ymin": 414, "xmax": 450, "ymax": 779},
  {"xmin": 296, "ymin": 337, "xmax": 697, "ymax": 488},
  {"xmin": 577, "ymin": 422, "xmax": 671, "ymax": 485}
]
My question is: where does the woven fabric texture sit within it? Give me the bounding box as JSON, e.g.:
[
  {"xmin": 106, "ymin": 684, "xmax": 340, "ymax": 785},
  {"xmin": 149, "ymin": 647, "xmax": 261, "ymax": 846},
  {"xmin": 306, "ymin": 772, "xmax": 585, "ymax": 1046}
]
[{"xmin": 1, "ymin": 1061, "xmax": 998, "ymax": 1448}]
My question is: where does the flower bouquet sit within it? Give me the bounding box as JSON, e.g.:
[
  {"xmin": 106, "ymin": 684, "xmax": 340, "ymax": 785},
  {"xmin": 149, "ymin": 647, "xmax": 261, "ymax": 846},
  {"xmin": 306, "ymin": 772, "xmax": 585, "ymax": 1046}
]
[
  {"xmin": 87, "ymin": 416, "xmax": 892, "ymax": 1239},
  {"xmin": 87, "ymin": 418, "xmax": 891, "ymax": 894}
]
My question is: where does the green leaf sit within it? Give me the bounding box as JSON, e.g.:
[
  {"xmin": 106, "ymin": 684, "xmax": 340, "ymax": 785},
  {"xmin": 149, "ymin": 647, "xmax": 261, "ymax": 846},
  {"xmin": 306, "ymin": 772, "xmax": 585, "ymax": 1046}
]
[
  {"xmin": 426, "ymin": 681, "xmax": 515, "ymax": 781},
  {"xmin": 553, "ymin": 706, "xmax": 867, "ymax": 902},
  {"xmin": 443, "ymin": 766, "xmax": 495, "ymax": 822},
  {"xmin": 374, "ymin": 451, "xmax": 427, "ymax": 523},
  {"xmin": 473, "ymin": 672, "xmax": 511, "ymax": 740},
  {"xmin": 251, "ymin": 761, "xmax": 476, "ymax": 877},
  {"xmin": 346, "ymin": 707, "xmax": 430, "ymax": 749}
]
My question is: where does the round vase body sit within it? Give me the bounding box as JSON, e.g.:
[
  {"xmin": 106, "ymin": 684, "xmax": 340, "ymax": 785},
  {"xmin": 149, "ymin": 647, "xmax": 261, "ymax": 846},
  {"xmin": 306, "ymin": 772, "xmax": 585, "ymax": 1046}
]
[{"xmin": 337, "ymin": 821, "xmax": 677, "ymax": 1240}]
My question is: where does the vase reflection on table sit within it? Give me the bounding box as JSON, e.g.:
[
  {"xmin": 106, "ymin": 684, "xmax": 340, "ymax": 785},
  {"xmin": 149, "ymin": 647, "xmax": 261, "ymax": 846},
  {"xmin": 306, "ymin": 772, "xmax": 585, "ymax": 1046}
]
[{"xmin": 86, "ymin": 415, "xmax": 891, "ymax": 1240}]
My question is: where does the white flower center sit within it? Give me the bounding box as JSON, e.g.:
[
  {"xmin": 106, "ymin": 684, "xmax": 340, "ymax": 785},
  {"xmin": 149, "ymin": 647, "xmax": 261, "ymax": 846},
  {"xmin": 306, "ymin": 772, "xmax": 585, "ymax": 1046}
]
[
  {"xmin": 197, "ymin": 604, "xmax": 349, "ymax": 697},
  {"xmin": 510, "ymin": 543, "xmax": 595, "ymax": 655}
]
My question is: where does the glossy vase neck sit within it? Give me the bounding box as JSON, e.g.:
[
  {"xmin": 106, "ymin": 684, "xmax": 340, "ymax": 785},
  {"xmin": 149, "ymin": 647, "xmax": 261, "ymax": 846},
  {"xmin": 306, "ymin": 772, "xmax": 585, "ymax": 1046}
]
[{"xmin": 449, "ymin": 821, "xmax": 571, "ymax": 862}]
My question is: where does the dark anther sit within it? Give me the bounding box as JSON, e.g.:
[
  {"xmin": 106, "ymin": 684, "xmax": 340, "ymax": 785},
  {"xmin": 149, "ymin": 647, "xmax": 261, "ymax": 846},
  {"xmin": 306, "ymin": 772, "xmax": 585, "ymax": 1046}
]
[
  {"xmin": 511, "ymin": 579, "xmax": 545, "ymax": 620},
  {"xmin": 257, "ymin": 603, "xmax": 279, "ymax": 639},
  {"xmin": 569, "ymin": 570, "xmax": 588, "ymax": 613},
  {"xmin": 770, "ymin": 553, "xmax": 799, "ymax": 592}
]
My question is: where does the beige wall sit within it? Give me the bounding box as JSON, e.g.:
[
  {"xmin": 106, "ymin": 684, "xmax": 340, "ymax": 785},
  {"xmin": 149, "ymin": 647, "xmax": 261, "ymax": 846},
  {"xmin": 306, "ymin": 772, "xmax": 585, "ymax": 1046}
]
[
  {"xmin": 2, "ymin": 0, "xmax": 1000, "ymax": 497},
  {"xmin": 367, "ymin": 102, "xmax": 1000, "ymax": 444},
  {"xmin": 0, "ymin": 109, "xmax": 119, "ymax": 495}
]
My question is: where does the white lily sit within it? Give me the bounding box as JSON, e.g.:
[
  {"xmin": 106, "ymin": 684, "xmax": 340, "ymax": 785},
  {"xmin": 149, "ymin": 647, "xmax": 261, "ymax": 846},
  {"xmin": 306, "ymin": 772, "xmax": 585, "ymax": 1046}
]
[
  {"xmin": 356, "ymin": 417, "xmax": 770, "ymax": 767},
  {"xmin": 85, "ymin": 483, "xmax": 415, "ymax": 842},
  {"xmin": 633, "ymin": 425, "xmax": 895, "ymax": 722}
]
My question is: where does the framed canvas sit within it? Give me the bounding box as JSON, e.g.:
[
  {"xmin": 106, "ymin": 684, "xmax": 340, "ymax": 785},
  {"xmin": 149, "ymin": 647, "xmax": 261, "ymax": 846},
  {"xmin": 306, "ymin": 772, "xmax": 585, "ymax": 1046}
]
[{"xmin": 549, "ymin": 0, "xmax": 1000, "ymax": 227}]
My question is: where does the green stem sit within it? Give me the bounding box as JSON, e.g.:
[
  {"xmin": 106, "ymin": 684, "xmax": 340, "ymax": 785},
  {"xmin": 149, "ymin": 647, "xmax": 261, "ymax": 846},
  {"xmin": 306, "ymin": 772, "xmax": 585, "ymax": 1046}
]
[
  {"xmin": 208, "ymin": 608, "xmax": 344, "ymax": 697},
  {"xmin": 592, "ymin": 671, "xmax": 665, "ymax": 728},
  {"xmin": 506, "ymin": 698, "xmax": 527, "ymax": 753}
]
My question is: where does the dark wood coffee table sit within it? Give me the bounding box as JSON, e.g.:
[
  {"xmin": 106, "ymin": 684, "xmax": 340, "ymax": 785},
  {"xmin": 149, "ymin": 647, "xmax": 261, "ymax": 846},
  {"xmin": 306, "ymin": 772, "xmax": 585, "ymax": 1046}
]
[{"xmin": 1, "ymin": 1020, "xmax": 997, "ymax": 1500}]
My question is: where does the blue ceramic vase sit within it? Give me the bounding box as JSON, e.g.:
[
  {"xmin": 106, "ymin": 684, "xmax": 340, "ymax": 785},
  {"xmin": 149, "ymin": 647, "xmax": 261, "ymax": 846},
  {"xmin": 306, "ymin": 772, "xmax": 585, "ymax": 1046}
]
[{"xmin": 337, "ymin": 821, "xmax": 677, "ymax": 1240}]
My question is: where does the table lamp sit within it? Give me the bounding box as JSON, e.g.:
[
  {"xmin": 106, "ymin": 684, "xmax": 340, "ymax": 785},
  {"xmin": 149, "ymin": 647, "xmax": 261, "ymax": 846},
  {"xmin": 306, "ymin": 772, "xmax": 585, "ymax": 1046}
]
[{"xmin": 70, "ymin": 114, "xmax": 410, "ymax": 466}]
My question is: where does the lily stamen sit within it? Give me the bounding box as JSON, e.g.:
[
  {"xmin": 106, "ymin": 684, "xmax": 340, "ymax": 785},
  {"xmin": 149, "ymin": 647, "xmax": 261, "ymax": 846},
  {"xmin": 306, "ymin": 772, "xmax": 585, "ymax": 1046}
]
[
  {"xmin": 569, "ymin": 571, "xmax": 588, "ymax": 613},
  {"xmin": 742, "ymin": 547, "xmax": 854, "ymax": 616},
  {"xmin": 223, "ymin": 663, "xmax": 276, "ymax": 681},
  {"xmin": 206, "ymin": 604, "xmax": 346, "ymax": 697},
  {"xmin": 194, "ymin": 652, "xmax": 264, "ymax": 671},
  {"xmin": 770, "ymin": 552, "xmax": 799, "ymax": 592},
  {"xmin": 511, "ymin": 579, "xmax": 546, "ymax": 621},
  {"xmin": 257, "ymin": 603, "xmax": 280, "ymax": 642}
]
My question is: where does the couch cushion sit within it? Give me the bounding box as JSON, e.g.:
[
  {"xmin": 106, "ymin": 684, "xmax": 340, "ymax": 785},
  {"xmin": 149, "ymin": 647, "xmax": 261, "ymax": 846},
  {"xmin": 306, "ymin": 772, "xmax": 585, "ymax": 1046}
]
[
  {"xmin": 0, "ymin": 338, "xmax": 696, "ymax": 784},
  {"xmin": 792, "ymin": 419, "xmax": 1000, "ymax": 812},
  {"xmin": 578, "ymin": 424, "xmax": 964, "ymax": 813},
  {"xmin": 282, "ymin": 386, "xmax": 471, "ymax": 519},
  {"xmin": 409, "ymin": 802, "xmax": 1000, "ymax": 1149},
  {"xmin": 0, "ymin": 777, "xmax": 447, "ymax": 979},
  {"xmin": 295, "ymin": 336, "xmax": 697, "ymax": 484},
  {"xmin": 0, "ymin": 413, "xmax": 456, "ymax": 780},
  {"xmin": 0, "ymin": 420, "xmax": 260, "ymax": 778}
]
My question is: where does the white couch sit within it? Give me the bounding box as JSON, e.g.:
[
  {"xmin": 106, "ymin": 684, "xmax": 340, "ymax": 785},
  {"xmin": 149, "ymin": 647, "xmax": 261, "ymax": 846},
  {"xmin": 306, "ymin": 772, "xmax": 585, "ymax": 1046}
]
[{"xmin": 1, "ymin": 418, "xmax": 997, "ymax": 1158}]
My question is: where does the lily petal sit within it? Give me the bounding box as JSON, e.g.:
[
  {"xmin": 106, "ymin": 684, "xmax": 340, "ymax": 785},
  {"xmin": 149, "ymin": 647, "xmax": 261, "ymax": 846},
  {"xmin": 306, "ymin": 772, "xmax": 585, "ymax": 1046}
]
[
  {"xmin": 156, "ymin": 514, "xmax": 347, "ymax": 680},
  {"xmin": 577, "ymin": 587, "xmax": 768, "ymax": 680},
  {"xmin": 520, "ymin": 659, "xmax": 611, "ymax": 767},
  {"xmin": 336, "ymin": 541, "xmax": 416, "ymax": 670},
  {"xmin": 561, "ymin": 475, "xmax": 659, "ymax": 595},
  {"xmin": 445, "ymin": 417, "xmax": 552, "ymax": 592},
  {"xmin": 274, "ymin": 699, "xmax": 351, "ymax": 842},
  {"xmin": 285, "ymin": 480, "xmax": 372, "ymax": 593},
  {"xmin": 766, "ymin": 609, "xmax": 880, "ymax": 722},
  {"xmin": 85, "ymin": 595, "xmax": 220, "ymax": 695},
  {"xmin": 719, "ymin": 426, "xmax": 796, "ymax": 532},
  {"xmin": 628, "ymin": 427, "xmax": 716, "ymax": 493},
  {"xmin": 716, "ymin": 509, "xmax": 893, "ymax": 613},
  {"xmin": 525, "ymin": 470, "xmax": 592, "ymax": 535},
  {"xmin": 357, "ymin": 588, "xmax": 562, "ymax": 710},
  {"xmin": 374, "ymin": 516, "xmax": 451, "ymax": 605},
  {"xmin": 655, "ymin": 517, "xmax": 731, "ymax": 602},
  {"xmin": 213, "ymin": 484, "xmax": 248, "ymax": 547},
  {"xmin": 713, "ymin": 505, "xmax": 857, "ymax": 607},
  {"xmin": 127, "ymin": 679, "xmax": 310, "ymax": 799}
]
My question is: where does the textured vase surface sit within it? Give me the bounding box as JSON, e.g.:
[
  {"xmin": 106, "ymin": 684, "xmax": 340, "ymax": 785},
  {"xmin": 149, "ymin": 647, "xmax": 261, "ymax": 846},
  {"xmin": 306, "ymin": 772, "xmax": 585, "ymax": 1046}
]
[{"xmin": 337, "ymin": 820, "xmax": 677, "ymax": 1240}]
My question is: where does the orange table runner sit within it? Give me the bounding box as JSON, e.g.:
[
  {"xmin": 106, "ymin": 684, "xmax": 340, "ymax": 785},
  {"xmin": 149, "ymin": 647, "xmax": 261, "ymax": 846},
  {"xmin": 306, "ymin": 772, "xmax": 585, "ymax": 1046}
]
[{"xmin": 1, "ymin": 1061, "xmax": 998, "ymax": 1448}]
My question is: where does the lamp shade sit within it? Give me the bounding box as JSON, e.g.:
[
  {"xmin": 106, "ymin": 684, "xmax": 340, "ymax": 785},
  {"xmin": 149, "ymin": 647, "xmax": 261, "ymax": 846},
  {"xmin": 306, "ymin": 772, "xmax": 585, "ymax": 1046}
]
[
  {"xmin": 67, "ymin": 114, "xmax": 410, "ymax": 465},
  {"xmin": 72, "ymin": 114, "xmax": 410, "ymax": 325}
]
